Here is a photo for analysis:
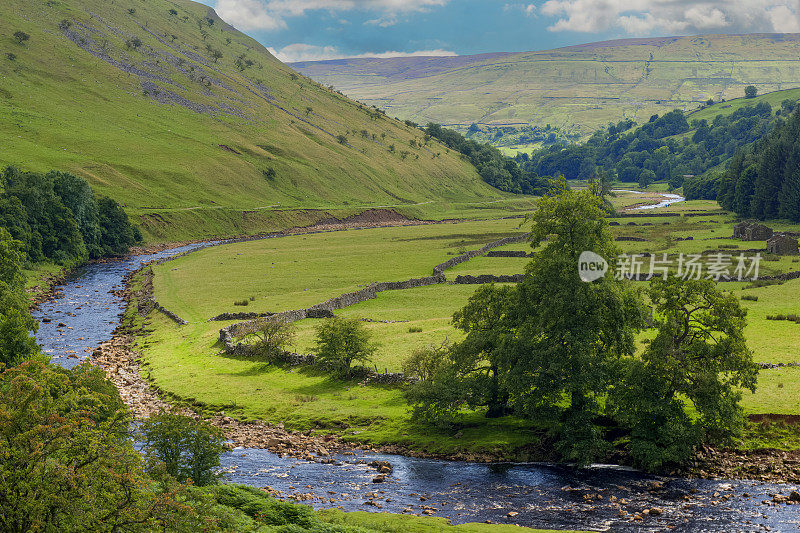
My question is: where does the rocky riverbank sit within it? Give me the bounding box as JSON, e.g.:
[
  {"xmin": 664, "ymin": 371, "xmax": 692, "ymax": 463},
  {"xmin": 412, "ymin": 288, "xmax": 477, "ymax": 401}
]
[
  {"xmin": 26, "ymin": 267, "xmax": 70, "ymax": 309},
  {"xmin": 677, "ymin": 446, "xmax": 800, "ymax": 484},
  {"xmin": 90, "ymin": 317, "xmax": 503, "ymax": 464}
]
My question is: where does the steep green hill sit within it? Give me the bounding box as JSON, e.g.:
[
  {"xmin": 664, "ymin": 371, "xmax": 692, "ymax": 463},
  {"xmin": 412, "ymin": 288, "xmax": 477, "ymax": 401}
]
[
  {"xmin": 292, "ymin": 34, "xmax": 800, "ymax": 141},
  {"xmin": 0, "ymin": 0, "xmax": 508, "ymax": 241}
]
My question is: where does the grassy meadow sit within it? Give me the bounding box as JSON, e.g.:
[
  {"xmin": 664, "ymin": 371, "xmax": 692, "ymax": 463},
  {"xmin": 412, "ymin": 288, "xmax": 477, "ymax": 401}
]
[{"xmin": 136, "ymin": 199, "xmax": 800, "ymax": 455}]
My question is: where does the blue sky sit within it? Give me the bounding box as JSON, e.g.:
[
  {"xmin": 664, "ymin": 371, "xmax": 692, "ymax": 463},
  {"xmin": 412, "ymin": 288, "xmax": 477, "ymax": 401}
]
[{"xmin": 212, "ymin": 0, "xmax": 800, "ymax": 62}]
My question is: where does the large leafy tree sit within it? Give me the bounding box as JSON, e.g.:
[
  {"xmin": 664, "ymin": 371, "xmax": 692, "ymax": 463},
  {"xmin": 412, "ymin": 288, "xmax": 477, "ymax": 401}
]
[
  {"xmin": 0, "ymin": 361, "xmax": 190, "ymax": 532},
  {"xmin": 450, "ymin": 284, "xmax": 517, "ymax": 418},
  {"xmin": 609, "ymin": 277, "xmax": 759, "ymax": 471},
  {"xmin": 406, "ymin": 187, "xmax": 645, "ymax": 463},
  {"xmin": 0, "ymin": 166, "xmax": 86, "ymax": 265},
  {"xmin": 507, "ymin": 185, "xmax": 645, "ymax": 465},
  {"xmin": 140, "ymin": 412, "xmax": 226, "ymax": 487},
  {"xmin": 0, "ymin": 166, "xmax": 142, "ymax": 264}
]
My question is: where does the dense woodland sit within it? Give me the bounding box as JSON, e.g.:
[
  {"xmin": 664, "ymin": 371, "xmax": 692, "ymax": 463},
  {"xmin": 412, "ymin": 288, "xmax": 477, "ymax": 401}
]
[
  {"xmin": 423, "ymin": 123, "xmax": 553, "ymax": 194},
  {"xmin": 519, "ymin": 102, "xmax": 789, "ymax": 189},
  {"xmin": 0, "ymin": 166, "xmax": 142, "ymax": 266},
  {"xmin": 717, "ymin": 106, "xmax": 800, "ymax": 221},
  {"xmin": 424, "ymin": 100, "xmax": 792, "ymax": 202}
]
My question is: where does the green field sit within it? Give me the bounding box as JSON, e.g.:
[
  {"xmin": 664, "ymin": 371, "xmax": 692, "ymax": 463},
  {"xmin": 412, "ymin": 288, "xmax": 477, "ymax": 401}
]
[
  {"xmin": 292, "ymin": 34, "xmax": 800, "ymax": 141},
  {"xmin": 139, "ymin": 204, "xmax": 800, "ymax": 455},
  {"xmin": 0, "ymin": 0, "xmax": 513, "ymax": 242}
]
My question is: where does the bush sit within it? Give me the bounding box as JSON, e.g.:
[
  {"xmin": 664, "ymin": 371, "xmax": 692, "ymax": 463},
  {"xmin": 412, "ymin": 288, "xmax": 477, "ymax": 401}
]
[
  {"xmin": 140, "ymin": 412, "xmax": 226, "ymax": 487},
  {"xmin": 234, "ymin": 318, "xmax": 296, "ymax": 360},
  {"xmin": 126, "ymin": 37, "xmax": 142, "ymax": 50},
  {"xmin": 12, "ymin": 31, "xmax": 29, "ymax": 45},
  {"xmin": 740, "ymin": 294, "xmax": 758, "ymax": 301},
  {"xmin": 314, "ymin": 317, "xmax": 376, "ymax": 378},
  {"xmin": 233, "ymin": 299, "xmax": 249, "ymax": 306}
]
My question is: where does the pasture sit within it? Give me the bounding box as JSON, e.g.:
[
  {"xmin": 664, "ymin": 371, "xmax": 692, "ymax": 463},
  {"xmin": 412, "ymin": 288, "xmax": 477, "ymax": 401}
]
[{"xmin": 141, "ymin": 200, "xmax": 800, "ymax": 454}]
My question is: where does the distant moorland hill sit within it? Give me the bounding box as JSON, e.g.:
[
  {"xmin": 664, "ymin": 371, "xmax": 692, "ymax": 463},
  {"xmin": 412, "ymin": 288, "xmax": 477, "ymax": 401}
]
[
  {"xmin": 0, "ymin": 0, "xmax": 507, "ymax": 241},
  {"xmin": 292, "ymin": 34, "xmax": 800, "ymax": 142}
]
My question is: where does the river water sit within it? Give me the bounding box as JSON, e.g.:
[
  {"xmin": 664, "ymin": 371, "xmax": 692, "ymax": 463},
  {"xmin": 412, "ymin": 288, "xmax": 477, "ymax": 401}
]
[{"xmin": 34, "ymin": 242, "xmax": 800, "ymax": 532}]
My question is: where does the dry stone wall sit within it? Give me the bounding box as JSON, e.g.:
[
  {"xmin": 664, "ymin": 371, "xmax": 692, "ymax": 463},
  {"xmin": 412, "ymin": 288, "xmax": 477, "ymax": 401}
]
[
  {"xmin": 218, "ymin": 233, "xmax": 532, "ymax": 384},
  {"xmin": 454, "ymin": 274, "xmax": 525, "ymax": 284},
  {"xmin": 432, "ymin": 234, "xmax": 529, "ymax": 274}
]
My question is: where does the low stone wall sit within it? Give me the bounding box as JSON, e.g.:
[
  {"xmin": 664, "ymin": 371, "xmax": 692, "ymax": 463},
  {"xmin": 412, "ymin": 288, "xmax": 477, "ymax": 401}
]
[
  {"xmin": 131, "ymin": 267, "xmax": 188, "ymax": 325},
  {"xmin": 615, "ymin": 236, "xmax": 647, "ymax": 242},
  {"xmin": 219, "ymin": 275, "xmax": 447, "ymax": 356},
  {"xmin": 454, "ymin": 274, "xmax": 525, "ymax": 284},
  {"xmin": 155, "ymin": 304, "xmax": 188, "ymax": 326},
  {"xmin": 485, "ymin": 250, "xmax": 530, "ymax": 258},
  {"xmin": 759, "ymin": 362, "xmax": 800, "ymax": 369},
  {"xmin": 210, "ymin": 311, "xmax": 272, "ymax": 321},
  {"xmin": 432, "ymin": 234, "xmax": 530, "ymax": 274}
]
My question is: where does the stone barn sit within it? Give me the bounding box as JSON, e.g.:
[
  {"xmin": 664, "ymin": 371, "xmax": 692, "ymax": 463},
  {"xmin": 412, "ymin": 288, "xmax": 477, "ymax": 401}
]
[
  {"xmin": 733, "ymin": 221, "xmax": 750, "ymax": 239},
  {"xmin": 734, "ymin": 221, "xmax": 774, "ymax": 241},
  {"xmin": 767, "ymin": 234, "xmax": 799, "ymax": 255}
]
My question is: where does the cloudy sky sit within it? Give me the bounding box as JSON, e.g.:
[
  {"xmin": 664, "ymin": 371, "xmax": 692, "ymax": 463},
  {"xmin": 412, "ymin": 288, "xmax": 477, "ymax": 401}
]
[{"xmin": 212, "ymin": 0, "xmax": 800, "ymax": 62}]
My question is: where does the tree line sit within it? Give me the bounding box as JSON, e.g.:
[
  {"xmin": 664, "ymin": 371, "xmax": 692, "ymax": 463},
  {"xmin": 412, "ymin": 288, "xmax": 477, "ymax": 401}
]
[
  {"xmin": 717, "ymin": 104, "xmax": 800, "ymax": 220},
  {"xmin": 422, "ymin": 123, "xmax": 554, "ymax": 195},
  {"xmin": 403, "ymin": 187, "xmax": 758, "ymax": 471},
  {"xmin": 0, "ymin": 166, "xmax": 142, "ymax": 266},
  {"xmin": 517, "ymin": 102, "xmax": 788, "ymax": 190}
]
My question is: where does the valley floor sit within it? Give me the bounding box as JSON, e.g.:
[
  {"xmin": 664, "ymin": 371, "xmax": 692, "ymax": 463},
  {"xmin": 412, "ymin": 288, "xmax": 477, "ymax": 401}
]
[{"xmin": 96, "ymin": 194, "xmax": 800, "ymax": 472}]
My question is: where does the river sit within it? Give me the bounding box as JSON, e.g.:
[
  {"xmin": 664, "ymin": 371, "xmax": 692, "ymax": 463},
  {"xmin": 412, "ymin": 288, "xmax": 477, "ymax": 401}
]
[{"xmin": 34, "ymin": 241, "xmax": 800, "ymax": 532}]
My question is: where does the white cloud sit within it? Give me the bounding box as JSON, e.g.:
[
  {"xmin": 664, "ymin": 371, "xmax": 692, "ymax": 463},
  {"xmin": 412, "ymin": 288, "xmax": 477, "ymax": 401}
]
[
  {"xmin": 215, "ymin": 0, "xmax": 448, "ymax": 31},
  {"xmin": 503, "ymin": 3, "xmax": 537, "ymax": 16},
  {"xmin": 768, "ymin": 4, "xmax": 800, "ymax": 32},
  {"xmin": 215, "ymin": 0, "xmax": 286, "ymax": 31},
  {"xmin": 540, "ymin": 0, "xmax": 800, "ymax": 35},
  {"xmin": 268, "ymin": 43, "xmax": 457, "ymax": 62}
]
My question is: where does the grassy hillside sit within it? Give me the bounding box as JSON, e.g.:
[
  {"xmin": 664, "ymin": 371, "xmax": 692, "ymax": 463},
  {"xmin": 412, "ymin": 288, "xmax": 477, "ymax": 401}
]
[
  {"xmin": 292, "ymin": 34, "xmax": 800, "ymax": 141},
  {"xmin": 0, "ymin": 0, "xmax": 508, "ymax": 241},
  {"xmin": 689, "ymin": 87, "xmax": 800, "ymax": 122}
]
